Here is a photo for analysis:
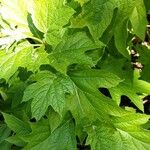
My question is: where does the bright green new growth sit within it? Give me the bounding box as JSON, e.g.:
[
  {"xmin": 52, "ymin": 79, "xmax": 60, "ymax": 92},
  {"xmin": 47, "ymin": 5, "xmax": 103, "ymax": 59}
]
[{"xmin": 0, "ymin": 0, "xmax": 150, "ymax": 149}]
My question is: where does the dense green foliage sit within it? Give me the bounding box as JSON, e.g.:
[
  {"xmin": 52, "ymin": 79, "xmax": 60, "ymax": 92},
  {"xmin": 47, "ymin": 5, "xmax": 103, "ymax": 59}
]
[{"xmin": 0, "ymin": 0, "xmax": 150, "ymax": 149}]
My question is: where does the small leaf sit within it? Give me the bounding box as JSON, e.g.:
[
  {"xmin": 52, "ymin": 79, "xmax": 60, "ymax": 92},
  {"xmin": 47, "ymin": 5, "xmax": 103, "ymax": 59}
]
[
  {"xmin": 130, "ymin": 1, "xmax": 147, "ymax": 39},
  {"xmin": 0, "ymin": 124, "xmax": 11, "ymax": 143},
  {"xmin": 3, "ymin": 113, "xmax": 31, "ymax": 135},
  {"xmin": 109, "ymin": 82, "xmax": 144, "ymax": 111},
  {"xmin": 22, "ymin": 118, "xmax": 51, "ymax": 149}
]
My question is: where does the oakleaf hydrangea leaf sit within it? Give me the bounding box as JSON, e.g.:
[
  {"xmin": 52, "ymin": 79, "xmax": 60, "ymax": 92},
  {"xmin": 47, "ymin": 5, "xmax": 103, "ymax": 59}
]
[
  {"xmin": 22, "ymin": 118, "xmax": 51, "ymax": 149},
  {"xmin": 67, "ymin": 69, "xmax": 126, "ymax": 124},
  {"xmin": 28, "ymin": 119, "xmax": 76, "ymax": 150},
  {"xmin": 23, "ymin": 72, "xmax": 74, "ymax": 120},
  {"xmin": 0, "ymin": 124, "xmax": 11, "ymax": 143},
  {"xmin": 130, "ymin": 0, "xmax": 147, "ymax": 40},
  {"xmin": 71, "ymin": 0, "xmax": 115, "ymax": 40},
  {"xmin": 49, "ymin": 32, "xmax": 103, "ymax": 74},
  {"xmin": 133, "ymin": 69, "xmax": 150, "ymax": 94},
  {"xmin": 69, "ymin": 69, "xmax": 122, "ymax": 94},
  {"xmin": 136, "ymin": 45, "xmax": 150, "ymax": 82},
  {"xmin": 0, "ymin": 42, "xmax": 48, "ymax": 81},
  {"xmin": 109, "ymin": 82, "xmax": 144, "ymax": 111},
  {"xmin": 27, "ymin": 0, "xmax": 75, "ymax": 46},
  {"xmin": 2, "ymin": 113, "xmax": 31, "ymax": 135},
  {"xmin": 71, "ymin": 0, "xmax": 146, "ymax": 57},
  {"xmin": 0, "ymin": 124, "xmax": 11, "ymax": 149},
  {"xmin": 67, "ymin": 88, "xmax": 127, "ymax": 125},
  {"xmin": 86, "ymin": 117, "xmax": 150, "ymax": 150}
]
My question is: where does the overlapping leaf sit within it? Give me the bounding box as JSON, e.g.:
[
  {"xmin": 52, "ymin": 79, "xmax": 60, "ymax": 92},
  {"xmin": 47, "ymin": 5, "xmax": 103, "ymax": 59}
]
[
  {"xmin": 0, "ymin": 42, "xmax": 48, "ymax": 80},
  {"xmin": 67, "ymin": 68, "xmax": 126, "ymax": 124},
  {"xmin": 49, "ymin": 32, "xmax": 103, "ymax": 74},
  {"xmin": 69, "ymin": 69, "xmax": 122, "ymax": 94},
  {"xmin": 29, "ymin": 120, "xmax": 76, "ymax": 150},
  {"xmin": 136, "ymin": 45, "xmax": 150, "ymax": 83},
  {"xmin": 3, "ymin": 113, "xmax": 31, "ymax": 135},
  {"xmin": 97, "ymin": 56, "xmax": 146, "ymax": 110},
  {"xmin": 71, "ymin": 0, "xmax": 147, "ymax": 57},
  {"xmin": 86, "ymin": 116, "xmax": 150, "ymax": 150},
  {"xmin": 109, "ymin": 82, "xmax": 144, "ymax": 111},
  {"xmin": 22, "ymin": 118, "xmax": 51, "ymax": 149},
  {"xmin": 23, "ymin": 71, "xmax": 74, "ymax": 120},
  {"xmin": 27, "ymin": 0, "xmax": 75, "ymax": 46},
  {"xmin": 0, "ymin": 124, "xmax": 11, "ymax": 149}
]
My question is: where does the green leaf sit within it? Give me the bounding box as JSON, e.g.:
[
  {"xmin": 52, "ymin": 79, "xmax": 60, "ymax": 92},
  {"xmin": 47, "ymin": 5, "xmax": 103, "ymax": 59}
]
[
  {"xmin": 112, "ymin": 0, "xmax": 138, "ymax": 58},
  {"xmin": 133, "ymin": 69, "xmax": 150, "ymax": 94},
  {"xmin": 49, "ymin": 32, "xmax": 103, "ymax": 74},
  {"xmin": 8, "ymin": 81, "xmax": 27, "ymax": 108},
  {"xmin": 112, "ymin": 113, "xmax": 150, "ymax": 126},
  {"xmin": 30, "ymin": 119, "xmax": 76, "ymax": 150},
  {"xmin": 27, "ymin": 14, "xmax": 44, "ymax": 40},
  {"xmin": 0, "ymin": 42, "xmax": 48, "ymax": 80},
  {"xmin": 130, "ymin": 0, "xmax": 147, "ymax": 39},
  {"xmin": 66, "ymin": 68, "xmax": 126, "ymax": 125},
  {"xmin": 98, "ymin": 56, "xmax": 133, "ymax": 81},
  {"xmin": 66, "ymin": 83, "xmax": 127, "ymax": 126},
  {"xmin": 47, "ymin": 108, "xmax": 61, "ymax": 132},
  {"xmin": 27, "ymin": 0, "xmax": 75, "ymax": 46},
  {"xmin": 22, "ymin": 118, "xmax": 51, "ymax": 149},
  {"xmin": 144, "ymin": 0, "xmax": 150, "ymax": 12},
  {"xmin": 23, "ymin": 72, "xmax": 74, "ymax": 120},
  {"xmin": 69, "ymin": 69, "xmax": 122, "ymax": 94},
  {"xmin": 3, "ymin": 113, "xmax": 31, "ymax": 135},
  {"xmin": 28, "ymin": 45, "xmax": 49, "ymax": 71},
  {"xmin": 71, "ymin": 0, "xmax": 146, "ymax": 57},
  {"xmin": 109, "ymin": 82, "xmax": 144, "ymax": 111},
  {"xmin": 6, "ymin": 135, "xmax": 26, "ymax": 147},
  {"xmin": 0, "ymin": 124, "xmax": 11, "ymax": 143},
  {"xmin": 66, "ymin": 88, "xmax": 99, "ymax": 124},
  {"xmin": 0, "ymin": 141, "xmax": 11, "ymax": 150},
  {"xmin": 71, "ymin": 0, "xmax": 115, "ymax": 40},
  {"xmin": 114, "ymin": 19, "xmax": 129, "ymax": 58},
  {"xmin": 137, "ymin": 45, "xmax": 150, "ymax": 82},
  {"xmin": 86, "ymin": 118, "xmax": 150, "ymax": 150}
]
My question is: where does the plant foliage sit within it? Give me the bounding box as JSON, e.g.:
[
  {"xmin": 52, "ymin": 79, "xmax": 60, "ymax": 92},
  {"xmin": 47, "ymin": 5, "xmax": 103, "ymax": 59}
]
[{"xmin": 0, "ymin": 0, "xmax": 150, "ymax": 149}]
